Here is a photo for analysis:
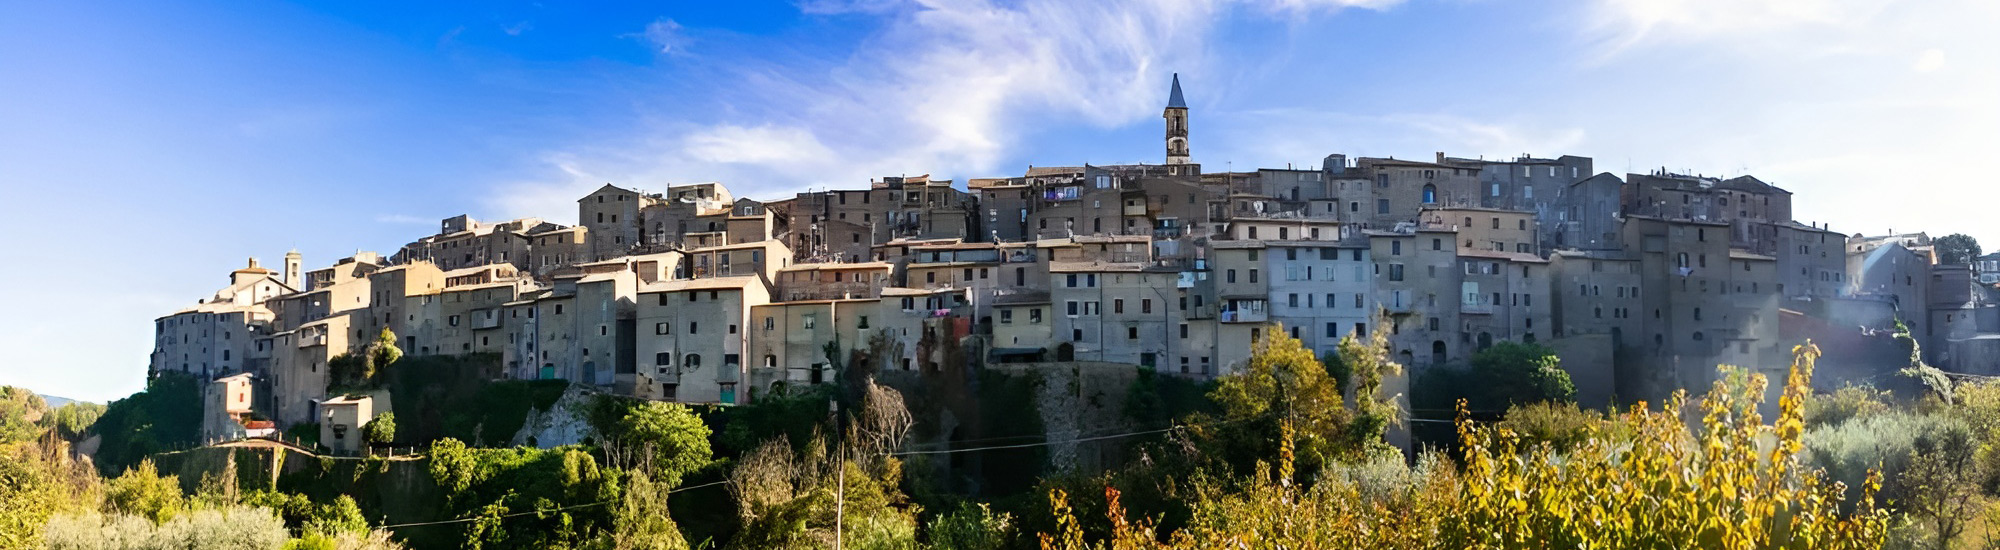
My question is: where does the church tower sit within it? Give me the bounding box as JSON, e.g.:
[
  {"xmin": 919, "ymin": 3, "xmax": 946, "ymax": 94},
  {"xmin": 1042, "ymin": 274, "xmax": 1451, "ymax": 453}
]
[{"xmin": 1164, "ymin": 73, "xmax": 1190, "ymax": 166}]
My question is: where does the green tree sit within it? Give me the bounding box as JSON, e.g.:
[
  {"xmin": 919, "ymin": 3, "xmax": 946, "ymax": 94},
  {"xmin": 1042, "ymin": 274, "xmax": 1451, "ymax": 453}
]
[
  {"xmin": 1935, "ymin": 233, "xmax": 1982, "ymax": 265},
  {"xmin": 1466, "ymin": 341, "xmax": 1574, "ymax": 410},
  {"xmin": 609, "ymin": 402, "xmax": 713, "ymax": 487},
  {"xmin": 92, "ymin": 372, "xmax": 202, "ymax": 475},
  {"xmin": 602, "ymin": 470, "xmax": 689, "ymax": 550},
  {"xmin": 361, "ymin": 413, "xmax": 396, "ymax": 445},
  {"xmin": 103, "ymin": 459, "xmax": 185, "ymax": 524},
  {"xmin": 305, "ymin": 495, "xmax": 368, "ymax": 538},
  {"xmin": 1208, "ymin": 323, "xmax": 1352, "ymax": 480},
  {"xmin": 0, "ymin": 387, "xmax": 48, "ymax": 445},
  {"xmin": 44, "ymin": 402, "xmax": 105, "ymax": 442}
]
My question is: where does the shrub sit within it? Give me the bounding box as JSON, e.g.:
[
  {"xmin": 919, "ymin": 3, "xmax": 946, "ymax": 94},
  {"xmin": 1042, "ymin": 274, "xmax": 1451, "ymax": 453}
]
[
  {"xmin": 1806, "ymin": 384, "xmax": 1891, "ymax": 429},
  {"xmin": 1493, "ymin": 401, "xmax": 1603, "ymax": 453},
  {"xmin": 925, "ymin": 502, "xmax": 1014, "ymax": 550}
]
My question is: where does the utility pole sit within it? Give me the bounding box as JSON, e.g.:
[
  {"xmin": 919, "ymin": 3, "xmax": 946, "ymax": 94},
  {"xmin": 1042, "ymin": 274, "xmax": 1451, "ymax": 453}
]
[{"xmin": 831, "ymin": 400, "xmax": 843, "ymax": 550}]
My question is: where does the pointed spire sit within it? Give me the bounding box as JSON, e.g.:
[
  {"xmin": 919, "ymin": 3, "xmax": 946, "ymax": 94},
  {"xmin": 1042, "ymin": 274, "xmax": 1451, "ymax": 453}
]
[{"xmin": 1166, "ymin": 73, "xmax": 1187, "ymax": 110}]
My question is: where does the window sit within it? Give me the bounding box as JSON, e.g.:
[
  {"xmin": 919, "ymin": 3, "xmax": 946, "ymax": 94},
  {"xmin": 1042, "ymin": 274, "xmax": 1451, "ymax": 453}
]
[
  {"xmin": 858, "ymin": 316, "xmax": 870, "ymax": 329},
  {"xmin": 1128, "ymin": 327, "xmax": 1139, "ymax": 340},
  {"xmin": 655, "ymin": 352, "xmax": 671, "ymax": 366},
  {"xmin": 1377, "ymin": 199, "xmax": 1390, "ymax": 214},
  {"xmin": 1142, "ymin": 299, "xmax": 1152, "ymax": 313},
  {"xmin": 803, "ymin": 315, "xmax": 817, "ymax": 329},
  {"xmin": 1067, "ymin": 301, "xmax": 1079, "ymax": 316},
  {"xmin": 764, "ymin": 317, "xmax": 775, "ymax": 330},
  {"xmin": 1001, "ymin": 309, "xmax": 1014, "ymax": 324},
  {"xmin": 1432, "ymin": 238, "xmax": 1441, "ymax": 251},
  {"xmin": 689, "ymin": 322, "xmax": 699, "ymax": 334},
  {"xmin": 1030, "ymin": 308, "xmax": 1043, "ymax": 323},
  {"xmin": 1392, "ymin": 241, "xmax": 1402, "ymax": 255},
  {"xmin": 1248, "ymin": 269, "xmax": 1259, "ymax": 283}
]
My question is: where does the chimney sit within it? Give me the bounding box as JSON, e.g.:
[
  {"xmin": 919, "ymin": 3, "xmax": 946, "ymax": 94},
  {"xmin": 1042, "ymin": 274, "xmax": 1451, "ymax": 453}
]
[{"xmin": 1436, "ymin": 152, "xmax": 1446, "ymax": 164}]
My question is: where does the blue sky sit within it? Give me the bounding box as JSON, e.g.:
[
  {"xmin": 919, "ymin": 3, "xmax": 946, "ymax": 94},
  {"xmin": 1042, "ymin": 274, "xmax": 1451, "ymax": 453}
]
[{"xmin": 1, "ymin": 0, "xmax": 1994, "ymax": 402}]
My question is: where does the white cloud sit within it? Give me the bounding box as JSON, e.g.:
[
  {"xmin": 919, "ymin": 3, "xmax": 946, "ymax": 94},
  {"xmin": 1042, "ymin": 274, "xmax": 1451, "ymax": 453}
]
[
  {"xmin": 494, "ymin": 0, "xmax": 1402, "ymax": 216},
  {"xmin": 637, "ymin": 18, "xmax": 685, "ymax": 54},
  {"xmin": 1914, "ymin": 48, "xmax": 1946, "ymax": 73},
  {"xmin": 1572, "ymin": 0, "xmax": 2000, "ymax": 238}
]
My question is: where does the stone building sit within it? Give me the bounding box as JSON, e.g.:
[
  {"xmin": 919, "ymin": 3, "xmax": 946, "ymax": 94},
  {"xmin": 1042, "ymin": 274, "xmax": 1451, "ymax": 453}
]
[
  {"xmin": 1421, "ymin": 206, "xmax": 1539, "ymax": 256},
  {"xmin": 746, "ymin": 298, "xmax": 882, "ymax": 395},
  {"xmin": 774, "ymin": 262, "xmax": 893, "ymax": 301},
  {"xmin": 1263, "ymin": 238, "xmax": 1375, "ymax": 358},
  {"xmin": 1366, "ymin": 227, "xmax": 1460, "ymax": 373},
  {"xmin": 151, "ymin": 258, "xmax": 294, "ymax": 380},
  {"xmin": 1440, "ymin": 154, "xmax": 1593, "ymax": 226},
  {"xmin": 1552, "ymin": 172, "xmax": 1626, "ymax": 251},
  {"xmin": 1772, "ymin": 221, "xmax": 1848, "ymax": 309},
  {"xmin": 633, "ymin": 275, "xmax": 770, "ymax": 404},
  {"xmin": 1620, "ymin": 215, "xmax": 1782, "ymax": 401},
  {"xmin": 392, "ymin": 215, "xmax": 547, "ymax": 273},
  {"xmin": 1049, "ymin": 262, "xmax": 1186, "ymax": 368},
  {"xmin": 1353, "ymin": 156, "xmax": 1482, "ymax": 228}
]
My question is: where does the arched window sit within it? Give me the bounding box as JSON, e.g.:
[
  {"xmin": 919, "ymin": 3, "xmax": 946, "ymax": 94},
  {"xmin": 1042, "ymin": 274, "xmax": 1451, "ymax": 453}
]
[
  {"xmin": 1431, "ymin": 341, "xmax": 1447, "ymax": 364},
  {"xmin": 764, "ymin": 355, "xmax": 777, "ymax": 368},
  {"xmin": 1422, "ymin": 184, "xmax": 1437, "ymax": 204},
  {"xmin": 685, "ymin": 354, "xmax": 702, "ymax": 370}
]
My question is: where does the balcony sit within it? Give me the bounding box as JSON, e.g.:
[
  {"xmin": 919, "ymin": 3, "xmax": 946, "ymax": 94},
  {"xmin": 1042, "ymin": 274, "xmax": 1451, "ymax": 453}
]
[
  {"xmin": 1461, "ymin": 301, "xmax": 1494, "ymax": 315},
  {"xmin": 1123, "ymin": 204, "xmax": 1148, "ymax": 216},
  {"xmin": 1381, "ymin": 301, "xmax": 1415, "ymax": 314},
  {"xmin": 1219, "ymin": 299, "xmax": 1268, "ymax": 324}
]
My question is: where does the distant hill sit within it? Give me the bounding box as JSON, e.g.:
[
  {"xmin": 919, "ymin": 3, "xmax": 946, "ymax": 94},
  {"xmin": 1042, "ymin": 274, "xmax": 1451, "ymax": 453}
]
[{"xmin": 38, "ymin": 394, "xmax": 84, "ymax": 408}]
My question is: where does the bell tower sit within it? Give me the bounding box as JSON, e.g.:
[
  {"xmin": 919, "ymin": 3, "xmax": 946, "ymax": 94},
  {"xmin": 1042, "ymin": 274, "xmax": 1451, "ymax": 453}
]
[{"xmin": 1164, "ymin": 73, "xmax": 1189, "ymax": 166}]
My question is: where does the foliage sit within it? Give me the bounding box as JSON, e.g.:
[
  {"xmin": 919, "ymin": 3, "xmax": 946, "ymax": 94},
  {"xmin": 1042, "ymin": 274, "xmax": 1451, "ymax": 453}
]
[
  {"xmin": 0, "ymin": 438, "xmax": 100, "ymax": 550},
  {"xmin": 603, "ymin": 401, "xmax": 713, "ymax": 487},
  {"xmin": 1202, "ymin": 322, "xmax": 1400, "ymax": 482},
  {"xmin": 44, "ymin": 402, "xmax": 105, "ymax": 442},
  {"xmin": 711, "ymin": 384, "xmax": 838, "ymax": 459},
  {"xmin": 1465, "ymin": 341, "xmax": 1574, "ymax": 410},
  {"xmin": 1493, "ymin": 401, "xmax": 1604, "ymax": 453},
  {"xmin": 361, "ymin": 413, "xmax": 396, "ymax": 446},
  {"xmin": 103, "ymin": 460, "xmax": 185, "ymax": 524},
  {"xmin": 0, "ymin": 387, "xmax": 49, "ymax": 445},
  {"xmin": 286, "ymin": 423, "xmax": 322, "ymax": 449},
  {"xmin": 926, "ymin": 502, "xmax": 1014, "ymax": 550},
  {"xmin": 1039, "ymin": 342, "xmax": 1891, "ymax": 549},
  {"xmin": 425, "ymin": 438, "xmax": 618, "ymax": 549},
  {"xmin": 1935, "ymin": 233, "xmax": 1982, "ymax": 265},
  {"xmin": 600, "ymin": 470, "xmax": 690, "ymax": 550},
  {"xmin": 305, "ymin": 495, "xmax": 368, "ymax": 538},
  {"xmin": 1804, "ymin": 410, "xmax": 1964, "ymax": 507},
  {"xmin": 725, "ymin": 381, "xmax": 920, "ymax": 550},
  {"xmin": 382, "ymin": 353, "xmax": 561, "ymax": 446},
  {"xmin": 330, "ymin": 330, "xmax": 407, "ymax": 391},
  {"xmin": 91, "ymin": 372, "xmax": 202, "ymax": 475},
  {"xmin": 1806, "ymin": 385, "xmax": 1892, "ymax": 429},
  {"xmin": 1900, "ymin": 420, "xmax": 1982, "ymax": 550},
  {"xmin": 45, "ymin": 506, "xmax": 291, "ymax": 550}
]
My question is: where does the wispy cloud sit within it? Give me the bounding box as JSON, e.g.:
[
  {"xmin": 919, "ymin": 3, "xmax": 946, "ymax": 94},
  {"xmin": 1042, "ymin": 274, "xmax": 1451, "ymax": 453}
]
[
  {"xmin": 493, "ymin": 0, "xmax": 1403, "ymax": 217},
  {"xmin": 374, "ymin": 214, "xmax": 433, "ymax": 225},
  {"xmin": 635, "ymin": 18, "xmax": 685, "ymax": 54}
]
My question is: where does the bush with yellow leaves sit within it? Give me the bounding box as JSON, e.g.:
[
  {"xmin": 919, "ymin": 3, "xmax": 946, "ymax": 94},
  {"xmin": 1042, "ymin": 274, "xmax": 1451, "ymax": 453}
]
[{"xmin": 1040, "ymin": 342, "xmax": 1891, "ymax": 549}]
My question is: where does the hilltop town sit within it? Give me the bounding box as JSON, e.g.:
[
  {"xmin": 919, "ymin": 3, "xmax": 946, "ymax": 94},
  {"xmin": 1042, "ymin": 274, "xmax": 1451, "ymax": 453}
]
[{"xmin": 153, "ymin": 74, "xmax": 1998, "ymax": 454}]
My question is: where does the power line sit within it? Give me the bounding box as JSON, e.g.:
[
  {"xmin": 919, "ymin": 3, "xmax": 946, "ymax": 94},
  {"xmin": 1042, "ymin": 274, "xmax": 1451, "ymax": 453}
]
[
  {"xmin": 379, "ymin": 479, "xmax": 731, "ymax": 529},
  {"xmin": 886, "ymin": 413, "xmax": 1269, "ymax": 457}
]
